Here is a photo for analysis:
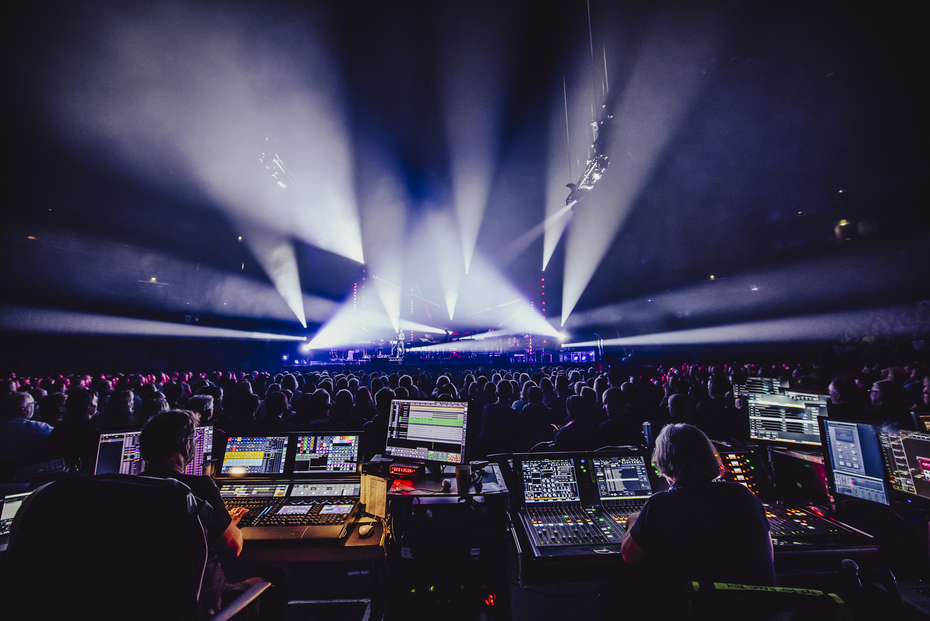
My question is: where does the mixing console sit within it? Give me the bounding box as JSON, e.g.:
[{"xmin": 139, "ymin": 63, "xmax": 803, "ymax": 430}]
[
  {"xmin": 600, "ymin": 499, "xmax": 646, "ymax": 535},
  {"xmin": 259, "ymin": 498, "xmax": 357, "ymax": 526},
  {"xmin": 524, "ymin": 503, "xmax": 620, "ymax": 546},
  {"xmin": 225, "ymin": 497, "xmax": 286, "ymax": 527},
  {"xmin": 763, "ymin": 503, "xmax": 843, "ymax": 543}
]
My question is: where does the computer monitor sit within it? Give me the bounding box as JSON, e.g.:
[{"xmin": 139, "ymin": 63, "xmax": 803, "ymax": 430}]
[
  {"xmin": 911, "ymin": 412, "xmax": 930, "ymax": 433},
  {"xmin": 385, "ymin": 399, "xmax": 468, "ymax": 465},
  {"xmin": 220, "ymin": 436, "xmax": 289, "ymax": 475},
  {"xmin": 182, "ymin": 425, "xmax": 213, "ymax": 476},
  {"xmin": 1, "ymin": 491, "xmax": 33, "ymax": 537},
  {"xmin": 878, "ymin": 428, "xmax": 930, "ymax": 501},
  {"xmin": 521, "ymin": 458, "xmax": 580, "ymax": 503},
  {"xmin": 734, "ymin": 377, "xmax": 789, "ymax": 397},
  {"xmin": 591, "ymin": 455, "xmax": 654, "ymax": 500},
  {"xmin": 94, "ymin": 430, "xmax": 145, "ymax": 475},
  {"xmin": 294, "ymin": 434, "xmax": 361, "ymax": 474},
  {"xmin": 820, "ymin": 418, "xmax": 889, "ymax": 505},
  {"xmin": 748, "ymin": 392, "xmax": 828, "ymax": 446}
]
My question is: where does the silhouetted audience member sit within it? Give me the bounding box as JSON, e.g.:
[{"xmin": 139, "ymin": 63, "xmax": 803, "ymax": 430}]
[
  {"xmin": 478, "ymin": 381, "xmax": 519, "ymax": 457},
  {"xmin": 352, "ymin": 387, "xmax": 378, "ymax": 421},
  {"xmin": 553, "ymin": 395, "xmax": 598, "ymax": 451},
  {"xmin": 37, "ymin": 392, "xmax": 67, "ymax": 427},
  {"xmin": 362, "ymin": 387, "xmax": 395, "ymax": 460},
  {"xmin": 98, "ymin": 389, "xmax": 135, "ymax": 430},
  {"xmin": 331, "ymin": 389, "xmax": 365, "ymax": 430},
  {"xmin": 0, "ymin": 392, "xmax": 52, "ymax": 466},
  {"xmin": 871, "ymin": 379, "xmax": 912, "ymax": 429},
  {"xmin": 598, "ymin": 387, "xmax": 646, "ymax": 447},
  {"xmin": 668, "ymin": 394, "xmax": 695, "ymax": 424},
  {"xmin": 47, "ymin": 387, "xmax": 100, "ymax": 474},
  {"xmin": 248, "ymin": 392, "xmax": 295, "ymax": 434}
]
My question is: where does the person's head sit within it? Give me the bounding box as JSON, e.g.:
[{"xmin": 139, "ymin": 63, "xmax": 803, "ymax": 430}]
[
  {"xmin": 104, "ymin": 390, "xmax": 135, "ymax": 417},
  {"xmin": 828, "ymin": 377, "xmax": 859, "ymax": 405},
  {"xmin": 140, "ymin": 410, "xmax": 198, "ymax": 467},
  {"xmin": 39, "ymin": 392, "xmax": 67, "ymax": 424},
  {"xmin": 64, "ymin": 387, "xmax": 99, "ymax": 422},
  {"xmin": 526, "ymin": 386, "xmax": 544, "ymax": 405},
  {"xmin": 602, "ymin": 387, "xmax": 626, "ymax": 418},
  {"xmin": 668, "ymin": 394, "xmax": 693, "ymax": 423},
  {"xmin": 870, "ymin": 380, "xmax": 899, "ymax": 410},
  {"xmin": 566, "ymin": 395, "xmax": 587, "ymax": 422},
  {"xmin": 652, "ymin": 423, "xmax": 722, "ymax": 485},
  {"xmin": 496, "ymin": 380, "xmax": 513, "ymax": 401},
  {"xmin": 375, "ymin": 387, "xmax": 395, "ymax": 417},
  {"xmin": 2, "ymin": 392, "xmax": 36, "ymax": 419},
  {"xmin": 265, "ymin": 392, "xmax": 289, "ymax": 418},
  {"xmin": 309, "ymin": 388, "xmax": 331, "ymax": 416},
  {"xmin": 187, "ymin": 394, "xmax": 214, "ymax": 421}
]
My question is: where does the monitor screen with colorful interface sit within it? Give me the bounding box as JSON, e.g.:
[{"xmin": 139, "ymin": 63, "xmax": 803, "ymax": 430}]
[
  {"xmin": 385, "ymin": 399, "xmax": 468, "ymax": 464},
  {"xmin": 220, "ymin": 436, "xmax": 289, "ymax": 475},
  {"xmin": 94, "ymin": 430, "xmax": 145, "ymax": 476},
  {"xmin": 294, "ymin": 434, "xmax": 360, "ymax": 473},
  {"xmin": 878, "ymin": 428, "xmax": 930, "ymax": 501}
]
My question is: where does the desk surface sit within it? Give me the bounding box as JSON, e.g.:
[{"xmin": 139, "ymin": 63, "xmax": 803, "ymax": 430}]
[{"xmin": 237, "ymin": 519, "xmax": 384, "ymax": 564}]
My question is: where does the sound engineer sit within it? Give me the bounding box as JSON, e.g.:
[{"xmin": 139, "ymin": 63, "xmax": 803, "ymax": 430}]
[
  {"xmin": 621, "ymin": 423, "xmax": 776, "ymax": 588},
  {"xmin": 139, "ymin": 410, "xmax": 249, "ymax": 615}
]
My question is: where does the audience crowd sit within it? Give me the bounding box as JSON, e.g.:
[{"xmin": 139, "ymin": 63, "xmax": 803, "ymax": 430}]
[{"xmin": 2, "ymin": 357, "xmax": 928, "ymax": 475}]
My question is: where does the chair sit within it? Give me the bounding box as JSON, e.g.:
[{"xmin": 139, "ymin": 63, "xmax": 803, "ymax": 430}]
[{"xmin": 0, "ymin": 474, "xmax": 270, "ymax": 621}]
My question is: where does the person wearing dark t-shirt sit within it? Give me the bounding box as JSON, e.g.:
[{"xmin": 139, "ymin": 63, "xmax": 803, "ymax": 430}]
[
  {"xmin": 622, "ymin": 423, "xmax": 775, "ymax": 610},
  {"xmin": 139, "ymin": 410, "xmax": 248, "ymax": 615}
]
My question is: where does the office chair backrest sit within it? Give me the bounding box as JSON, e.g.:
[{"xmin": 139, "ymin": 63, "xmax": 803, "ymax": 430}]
[{"xmin": 1, "ymin": 474, "xmax": 210, "ymax": 621}]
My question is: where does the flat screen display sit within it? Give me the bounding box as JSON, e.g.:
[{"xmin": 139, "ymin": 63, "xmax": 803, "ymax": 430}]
[
  {"xmin": 748, "ymin": 393, "xmax": 828, "ymax": 446},
  {"xmin": 592, "ymin": 455, "xmax": 654, "ymax": 500},
  {"xmin": 294, "ymin": 434, "xmax": 360, "ymax": 473},
  {"xmin": 521, "ymin": 458, "xmax": 580, "ymax": 503},
  {"xmin": 821, "ymin": 419, "xmax": 889, "ymax": 505},
  {"xmin": 385, "ymin": 399, "xmax": 468, "ymax": 464},
  {"xmin": 879, "ymin": 428, "xmax": 930, "ymax": 501},
  {"xmin": 220, "ymin": 436, "xmax": 289, "ymax": 475},
  {"xmin": 94, "ymin": 430, "xmax": 145, "ymax": 476}
]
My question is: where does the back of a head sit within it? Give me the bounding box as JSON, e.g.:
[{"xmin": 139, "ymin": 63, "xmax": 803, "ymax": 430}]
[
  {"xmin": 602, "ymin": 387, "xmax": 625, "ymax": 415},
  {"xmin": 497, "ymin": 381, "xmax": 513, "ymax": 399},
  {"xmin": 64, "ymin": 387, "xmax": 98, "ymax": 421},
  {"xmin": 186, "ymin": 394, "xmax": 213, "ymax": 417},
  {"xmin": 375, "ymin": 387, "xmax": 395, "ymax": 416},
  {"xmin": 652, "ymin": 423, "xmax": 722, "ymax": 485},
  {"xmin": 265, "ymin": 392, "xmax": 289, "ymax": 417},
  {"xmin": 2, "ymin": 392, "xmax": 32, "ymax": 418},
  {"xmin": 140, "ymin": 410, "xmax": 197, "ymax": 465},
  {"xmin": 668, "ymin": 394, "xmax": 692, "ymax": 422},
  {"xmin": 566, "ymin": 395, "xmax": 587, "ymax": 421}
]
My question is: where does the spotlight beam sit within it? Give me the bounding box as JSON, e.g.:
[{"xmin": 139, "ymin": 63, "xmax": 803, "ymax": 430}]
[
  {"xmin": 563, "ymin": 306, "xmax": 915, "ymax": 347},
  {"xmin": 0, "ymin": 306, "xmax": 306, "ymax": 340}
]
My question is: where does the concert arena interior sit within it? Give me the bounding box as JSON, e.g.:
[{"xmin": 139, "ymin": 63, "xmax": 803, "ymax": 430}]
[{"xmin": 2, "ymin": 1, "xmax": 928, "ymax": 619}]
